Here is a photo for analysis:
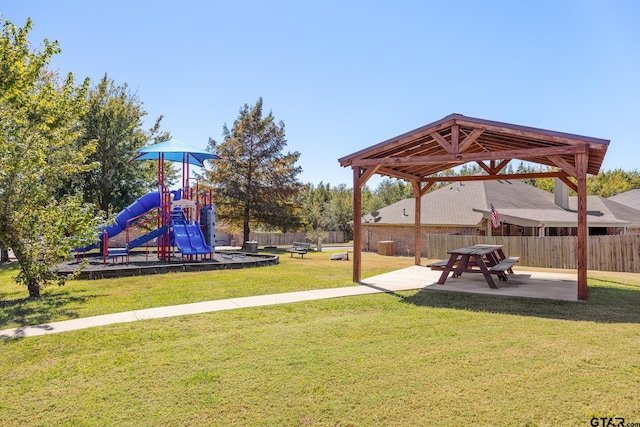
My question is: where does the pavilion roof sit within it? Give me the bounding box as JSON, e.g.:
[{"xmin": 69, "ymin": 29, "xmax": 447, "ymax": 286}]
[{"xmin": 338, "ymin": 114, "xmax": 609, "ymax": 181}]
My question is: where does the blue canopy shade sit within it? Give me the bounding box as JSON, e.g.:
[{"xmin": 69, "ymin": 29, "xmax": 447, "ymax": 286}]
[{"xmin": 132, "ymin": 138, "xmax": 221, "ymax": 167}]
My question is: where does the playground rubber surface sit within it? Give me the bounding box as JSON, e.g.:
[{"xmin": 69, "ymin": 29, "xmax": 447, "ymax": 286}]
[{"xmin": 56, "ymin": 250, "xmax": 279, "ymax": 280}]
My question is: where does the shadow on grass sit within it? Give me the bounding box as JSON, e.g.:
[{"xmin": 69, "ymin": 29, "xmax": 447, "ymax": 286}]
[
  {"xmin": 395, "ymin": 283, "xmax": 640, "ymax": 324},
  {"xmin": 0, "ymin": 292, "xmax": 98, "ymax": 333},
  {"xmin": 0, "ymin": 262, "xmax": 18, "ymax": 273}
]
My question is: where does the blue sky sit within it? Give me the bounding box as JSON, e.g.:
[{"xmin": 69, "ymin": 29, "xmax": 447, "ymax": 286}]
[{"xmin": 3, "ymin": 1, "xmax": 639, "ymax": 188}]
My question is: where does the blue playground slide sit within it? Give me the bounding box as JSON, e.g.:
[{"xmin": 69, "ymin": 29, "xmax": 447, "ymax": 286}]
[
  {"xmin": 75, "ymin": 192, "xmax": 162, "ymax": 252},
  {"xmin": 103, "ymin": 192, "xmax": 162, "ymax": 240},
  {"xmin": 171, "ymin": 209, "xmax": 212, "ymax": 255},
  {"xmin": 127, "ymin": 225, "xmax": 169, "ymax": 249},
  {"xmin": 76, "ymin": 191, "xmax": 212, "ymax": 256}
]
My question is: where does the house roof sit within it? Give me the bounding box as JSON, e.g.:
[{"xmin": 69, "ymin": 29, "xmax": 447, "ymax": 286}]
[
  {"xmin": 339, "ymin": 114, "xmax": 610, "ymax": 181},
  {"xmin": 609, "ymin": 189, "xmax": 640, "ymax": 211},
  {"xmin": 587, "ymin": 196, "xmax": 640, "ymax": 227},
  {"xmin": 363, "ymin": 180, "xmax": 639, "ymax": 228}
]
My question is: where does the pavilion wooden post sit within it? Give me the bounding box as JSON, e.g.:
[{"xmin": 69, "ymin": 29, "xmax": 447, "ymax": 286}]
[
  {"xmin": 412, "ymin": 181, "xmax": 422, "ymax": 266},
  {"xmin": 410, "ymin": 182, "xmax": 434, "ymax": 266},
  {"xmin": 352, "ymin": 165, "xmax": 379, "ymax": 282},
  {"xmin": 576, "ymin": 150, "xmax": 589, "ymax": 300},
  {"xmin": 353, "ymin": 167, "xmax": 363, "ymax": 282}
]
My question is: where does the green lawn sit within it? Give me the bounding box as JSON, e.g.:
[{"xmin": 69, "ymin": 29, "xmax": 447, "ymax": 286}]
[
  {"xmin": 1, "ymin": 252, "xmax": 640, "ymax": 426},
  {"xmin": 0, "ymin": 250, "xmax": 414, "ymax": 329}
]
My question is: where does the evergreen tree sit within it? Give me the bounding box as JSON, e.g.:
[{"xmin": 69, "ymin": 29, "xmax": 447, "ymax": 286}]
[
  {"xmin": 202, "ymin": 98, "xmax": 302, "ymax": 245},
  {"xmin": 301, "ymin": 182, "xmax": 354, "ymax": 242},
  {"xmin": 325, "ymin": 183, "xmax": 354, "ymax": 241},
  {"xmin": 587, "ymin": 169, "xmax": 640, "ymax": 197}
]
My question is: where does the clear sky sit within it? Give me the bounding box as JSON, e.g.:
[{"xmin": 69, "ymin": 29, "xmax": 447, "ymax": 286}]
[{"xmin": 2, "ymin": 1, "xmax": 639, "ymax": 188}]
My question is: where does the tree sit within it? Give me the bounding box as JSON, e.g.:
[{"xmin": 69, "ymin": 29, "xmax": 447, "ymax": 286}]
[
  {"xmin": 324, "ymin": 183, "xmax": 353, "ymax": 240},
  {"xmin": 587, "ymin": 169, "xmax": 640, "ymax": 197},
  {"xmin": 0, "ymin": 18, "xmax": 103, "ymax": 298},
  {"xmin": 515, "ymin": 162, "xmax": 555, "ymax": 192},
  {"xmin": 202, "ymin": 98, "xmax": 302, "ymax": 245},
  {"xmin": 361, "ymin": 178, "xmax": 417, "ymax": 214},
  {"xmin": 0, "ymin": 243, "xmax": 9, "ymax": 263},
  {"xmin": 375, "ymin": 178, "xmax": 414, "ymax": 206},
  {"xmin": 300, "ymin": 182, "xmax": 330, "ymax": 244},
  {"xmin": 300, "ymin": 182, "xmax": 355, "ymax": 242},
  {"xmin": 64, "ymin": 74, "xmax": 161, "ymax": 216}
]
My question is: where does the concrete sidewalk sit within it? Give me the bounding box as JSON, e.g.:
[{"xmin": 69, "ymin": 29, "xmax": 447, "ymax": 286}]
[
  {"xmin": 0, "ymin": 265, "xmax": 579, "ymax": 339},
  {"xmin": 0, "ymin": 273, "xmax": 423, "ymax": 339}
]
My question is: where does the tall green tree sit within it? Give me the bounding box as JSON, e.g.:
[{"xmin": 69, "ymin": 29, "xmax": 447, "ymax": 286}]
[
  {"xmin": 300, "ymin": 182, "xmax": 355, "ymax": 242},
  {"xmin": 0, "ymin": 18, "xmax": 103, "ymax": 298},
  {"xmin": 361, "ymin": 178, "xmax": 417, "ymax": 213},
  {"xmin": 202, "ymin": 98, "xmax": 302, "ymax": 245},
  {"xmin": 587, "ymin": 169, "xmax": 640, "ymax": 197},
  {"xmin": 322, "ymin": 183, "xmax": 353, "ymax": 241},
  {"xmin": 71, "ymin": 74, "xmax": 159, "ymax": 216},
  {"xmin": 375, "ymin": 178, "xmax": 414, "ymax": 207},
  {"xmin": 300, "ymin": 182, "xmax": 330, "ymax": 244}
]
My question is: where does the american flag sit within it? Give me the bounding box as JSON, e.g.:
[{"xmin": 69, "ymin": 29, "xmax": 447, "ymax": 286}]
[{"xmin": 491, "ymin": 204, "xmax": 500, "ymax": 229}]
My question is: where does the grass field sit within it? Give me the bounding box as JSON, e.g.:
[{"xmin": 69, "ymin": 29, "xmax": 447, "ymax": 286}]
[
  {"xmin": 1, "ymin": 250, "xmax": 640, "ymax": 426},
  {"xmin": 0, "ymin": 250, "xmax": 414, "ymax": 330}
]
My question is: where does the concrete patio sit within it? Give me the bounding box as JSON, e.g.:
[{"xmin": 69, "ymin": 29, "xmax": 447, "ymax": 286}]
[{"xmin": 361, "ymin": 265, "xmax": 579, "ymax": 302}]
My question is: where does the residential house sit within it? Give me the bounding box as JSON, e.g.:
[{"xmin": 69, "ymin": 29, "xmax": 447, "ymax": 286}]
[
  {"xmin": 609, "ymin": 189, "xmax": 640, "ymax": 233},
  {"xmin": 362, "ymin": 179, "xmax": 640, "ymax": 254}
]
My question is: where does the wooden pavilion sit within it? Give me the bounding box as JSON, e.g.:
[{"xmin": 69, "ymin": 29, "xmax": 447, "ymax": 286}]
[{"xmin": 338, "ymin": 114, "xmax": 610, "ymax": 300}]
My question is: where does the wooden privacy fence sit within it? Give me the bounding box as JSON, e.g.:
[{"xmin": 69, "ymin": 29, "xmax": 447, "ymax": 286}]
[
  {"xmin": 423, "ymin": 234, "xmax": 640, "ymax": 273},
  {"xmin": 233, "ymin": 231, "xmax": 345, "ymax": 246}
]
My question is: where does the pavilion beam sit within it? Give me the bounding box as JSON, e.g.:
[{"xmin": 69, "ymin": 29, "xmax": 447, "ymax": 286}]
[
  {"xmin": 453, "ymin": 118, "xmax": 610, "ymax": 150},
  {"xmin": 422, "ymin": 171, "xmax": 570, "ymax": 183},
  {"xmin": 476, "ymin": 161, "xmax": 492, "ymax": 174},
  {"xmin": 451, "ymin": 125, "xmax": 460, "ymax": 154},
  {"xmin": 352, "ymin": 145, "xmax": 586, "ymax": 167},
  {"xmin": 419, "ymin": 181, "xmax": 435, "ymax": 196},
  {"xmin": 430, "ymin": 131, "xmax": 452, "ymax": 153},
  {"xmin": 576, "ymin": 150, "xmax": 589, "ymax": 300},
  {"xmin": 492, "ymin": 159, "xmax": 511, "ymax": 174},
  {"xmin": 474, "ymin": 159, "xmax": 513, "ymax": 176},
  {"xmin": 548, "ymin": 155, "xmax": 578, "ymax": 178},
  {"xmin": 458, "ymin": 128, "xmax": 484, "ymax": 152},
  {"xmin": 339, "ymin": 118, "xmax": 458, "ymax": 165},
  {"xmin": 378, "ymin": 166, "xmax": 423, "ymax": 183},
  {"xmin": 358, "ymin": 165, "xmax": 381, "ymax": 186},
  {"xmin": 558, "ymin": 176, "xmax": 578, "ymax": 193}
]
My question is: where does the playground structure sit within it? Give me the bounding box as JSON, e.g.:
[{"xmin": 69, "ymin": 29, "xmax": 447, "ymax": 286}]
[{"xmin": 76, "ymin": 139, "xmax": 220, "ymax": 264}]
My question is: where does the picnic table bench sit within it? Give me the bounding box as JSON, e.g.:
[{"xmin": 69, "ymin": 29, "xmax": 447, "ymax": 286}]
[
  {"xmin": 427, "ymin": 244, "xmax": 519, "ymax": 289},
  {"xmin": 285, "ymin": 242, "xmax": 311, "ymax": 258},
  {"xmin": 104, "ymin": 248, "xmax": 128, "ymax": 265},
  {"xmin": 488, "ymin": 256, "xmax": 519, "ymax": 273}
]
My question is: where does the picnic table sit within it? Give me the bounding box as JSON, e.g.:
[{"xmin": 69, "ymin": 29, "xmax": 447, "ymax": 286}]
[
  {"xmin": 285, "ymin": 242, "xmax": 311, "ymax": 258},
  {"xmin": 427, "ymin": 244, "xmax": 519, "ymax": 289}
]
